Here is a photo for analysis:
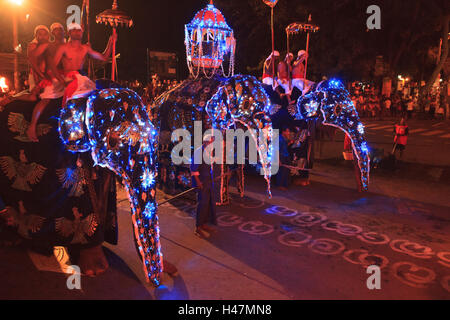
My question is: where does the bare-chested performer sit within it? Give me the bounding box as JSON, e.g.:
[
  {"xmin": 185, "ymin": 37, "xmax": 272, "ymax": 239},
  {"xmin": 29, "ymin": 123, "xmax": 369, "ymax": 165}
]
[
  {"xmin": 51, "ymin": 23, "xmax": 116, "ymax": 108},
  {"xmin": 277, "ymin": 53, "xmax": 294, "ymax": 95},
  {"xmin": 45, "ymin": 23, "xmax": 116, "ymax": 276},
  {"xmin": 262, "ymin": 51, "xmax": 279, "ymax": 86},
  {"xmin": 0, "ymin": 26, "xmax": 50, "ymax": 108},
  {"xmin": 292, "ymin": 50, "xmax": 307, "ymax": 92},
  {"xmin": 26, "ymin": 23, "xmax": 68, "ymax": 142},
  {"xmin": 28, "ymin": 26, "xmax": 51, "ymax": 92}
]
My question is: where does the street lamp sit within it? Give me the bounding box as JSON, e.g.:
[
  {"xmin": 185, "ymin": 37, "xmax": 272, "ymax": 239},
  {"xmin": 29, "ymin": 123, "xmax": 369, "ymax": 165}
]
[{"xmin": 6, "ymin": 0, "xmax": 24, "ymax": 92}]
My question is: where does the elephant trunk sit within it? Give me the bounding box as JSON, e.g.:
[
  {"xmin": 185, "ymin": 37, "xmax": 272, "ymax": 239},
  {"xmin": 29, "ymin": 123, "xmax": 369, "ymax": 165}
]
[
  {"xmin": 316, "ymin": 80, "xmax": 371, "ymax": 192},
  {"xmin": 345, "ymin": 124, "xmax": 370, "ymax": 192},
  {"xmin": 86, "ymin": 88, "xmax": 163, "ymax": 285},
  {"xmin": 120, "ymin": 156, "xmax": 162, "ymax": 285}
]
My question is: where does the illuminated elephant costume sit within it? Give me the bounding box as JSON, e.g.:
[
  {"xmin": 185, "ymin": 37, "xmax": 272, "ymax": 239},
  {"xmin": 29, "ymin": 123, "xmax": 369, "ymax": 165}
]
[
  {"xmin": 293, "ymin": 79, "xmax": 370, "ymax": 191},
  {"xmin": 61, "ymin": 76, "xmax": 275, "ymax": 286},
  {"xmin": 59, "ymin": 88, "xmax": 162, "ymax": 285},
  {"xmin": 154, "ymin": 74, "xmax": 276, "ymax": 200}
]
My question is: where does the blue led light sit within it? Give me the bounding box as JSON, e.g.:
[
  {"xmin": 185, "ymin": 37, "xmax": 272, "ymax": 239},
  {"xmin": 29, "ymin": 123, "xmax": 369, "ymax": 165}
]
[{"xmin": 141, "ymin": 168, "xmax": 155, "ymax": 190}]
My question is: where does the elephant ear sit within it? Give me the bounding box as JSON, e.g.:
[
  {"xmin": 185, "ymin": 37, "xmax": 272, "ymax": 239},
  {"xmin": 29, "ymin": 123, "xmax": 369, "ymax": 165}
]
[
  {"xmin": 317, "ymin": 79, "xmax": 371, "ymax": 191},
  {"xmin": 59, "ymin": 96, "xmax": 92, "ymax": 153},
  {"xmin": 206, "ymin": 75, "xmax": 272, "ymax": 128}
]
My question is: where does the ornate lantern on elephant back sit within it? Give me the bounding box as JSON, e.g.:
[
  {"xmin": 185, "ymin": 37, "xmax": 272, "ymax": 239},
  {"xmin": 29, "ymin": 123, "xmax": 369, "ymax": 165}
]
[{"xmin": 185, "ymin": 0, "xmax": 236, "ymax": 79}]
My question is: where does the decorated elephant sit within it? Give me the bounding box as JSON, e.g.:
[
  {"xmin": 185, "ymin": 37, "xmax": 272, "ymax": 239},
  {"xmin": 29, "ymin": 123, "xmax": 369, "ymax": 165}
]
[
  {"xmin": 59, "ymin": 87, "xmax": 162, "ymax": 285},
  {"xmin": 154, "ymin": 74, "xmax": 277, "ymax": 202},
  {"xmin": 292, "ymin": 79, "xmax": 370, "ymax": 191}
]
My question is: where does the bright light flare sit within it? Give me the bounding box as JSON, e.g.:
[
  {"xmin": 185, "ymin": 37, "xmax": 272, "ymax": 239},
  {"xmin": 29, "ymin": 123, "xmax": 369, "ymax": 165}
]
[
  {"xmin": 0, "ymin": 77, "xmax": 9, "ymax": 93},
  {"xmin": 7, "ymin": 0, "xmax": 24, "ymax": 5}
]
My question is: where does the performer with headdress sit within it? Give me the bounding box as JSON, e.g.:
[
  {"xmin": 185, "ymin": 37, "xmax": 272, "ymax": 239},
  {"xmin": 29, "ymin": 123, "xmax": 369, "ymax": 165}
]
[
  {"xmin": 262, "ymin": 51, "xmax": 280, "ymax": 86},
  {"xmin": 26, "ymin": 22, "xmax": 68, "ymax": 142},
  {"xmin": 51, "ymin": 23, "xmax": 116, "ymax": 106},
  {"xmin": 0, "ymin": 25, "xmax": 50, "ymax": 108},
  {"xmin": 277, "ymin": 52, "xmax": 294, "ymax": 95},
  {"xmin": 28, "ymin": 25, "xmax": 51, "ymax": 91},
  {"xmin": 292, "ymin": 50, "xmax": 308, "ymax": 93}
]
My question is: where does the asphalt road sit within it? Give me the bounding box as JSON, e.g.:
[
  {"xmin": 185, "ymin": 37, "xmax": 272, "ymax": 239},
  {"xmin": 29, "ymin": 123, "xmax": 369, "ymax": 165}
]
[
  {"xmin": 1, "ymin": 167, "xmax": 449, "ymax": 300},
  {"xmin": 318, "ymin": 118, "xmax": 450, "ymax": 166},
  {"xmin": 361, "ymin": 118, "xmax": 450, "ymax": 146}
]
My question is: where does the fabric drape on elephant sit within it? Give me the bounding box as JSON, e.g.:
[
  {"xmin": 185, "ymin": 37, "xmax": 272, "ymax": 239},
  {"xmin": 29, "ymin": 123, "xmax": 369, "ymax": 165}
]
[{"xmin": 0, "ymin": 99, "xmax": 117, "ymax": 250}]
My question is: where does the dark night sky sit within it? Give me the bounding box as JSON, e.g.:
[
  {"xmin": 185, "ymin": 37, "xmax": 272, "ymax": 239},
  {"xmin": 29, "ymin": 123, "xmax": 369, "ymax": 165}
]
[
  {"xmin": 0, "ymin": 0, "xmax": 444, "ymax": 82},
  {"xmin": 0, "ymin": 0, "xmax": 222, "ymax": 80}
]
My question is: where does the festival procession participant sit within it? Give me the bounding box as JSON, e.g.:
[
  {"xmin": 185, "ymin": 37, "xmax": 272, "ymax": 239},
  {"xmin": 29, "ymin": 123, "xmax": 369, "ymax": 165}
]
[
  {"xmin": 384, "ymin": 96, "xmax": 392, "ymax": 117},
  {"xmin": 291, "ymin": 125, "xmax": 311, "ymax": 186},
  {"xmin": 0, "ymin": 23, "xmax": 69, "ymax": 142},
  {"xmin": 191, "ymin": 134, "xmax": 217, "ymax": 239},
  {"xmin": 262, "ymin": 50, "xmax": 280, "ymax": 86},
  {"xmin": 275, "ymin": 127, "xmax": 293, "ymax": 191},
  {"xmin": 393, "ymin": 117, "xmax": 409, "ymax": 159},
  {"xmin": 277, "ymin": 52, "xmax": 294, "ymax": 95},
  {"xmin": 291, "ymin": 50, "xmax": 308, "ymax": 93},
  {"xmin": 0, "ymin": 26, "xmax": 50, "ymax": 108},
  {"xmin": 50, "ymin": 23, "xmax": 116, "ymax": 106},
  {"xmin": 28, "ymin": 26, "xmax": 51, "ymax": 92},
  {"xmin": 26, "ymin": 23, "xmax": 68, "ymax": 142}
]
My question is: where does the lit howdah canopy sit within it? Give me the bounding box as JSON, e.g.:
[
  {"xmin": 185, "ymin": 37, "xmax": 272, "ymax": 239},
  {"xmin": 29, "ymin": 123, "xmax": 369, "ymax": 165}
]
[
  {"xmin": 96, "ymin": 0, "xmax": 133, "ymax": 81},
  {"xmin": 96, "ymin": 0, "xmax": 133, "ymax": 28},
  {"xmin": 286, "ymin": 21, "xmax": 320, "ymax": 35},
  {"xmin": 185, "ymin": 0, "xmax": 236, "ymax": 79}
]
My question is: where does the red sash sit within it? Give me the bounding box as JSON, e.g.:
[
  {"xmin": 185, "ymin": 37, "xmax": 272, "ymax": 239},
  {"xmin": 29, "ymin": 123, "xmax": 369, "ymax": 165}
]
[{"xmin": 62, "ymin": 71, "xmax": 80, "ymax": 106}]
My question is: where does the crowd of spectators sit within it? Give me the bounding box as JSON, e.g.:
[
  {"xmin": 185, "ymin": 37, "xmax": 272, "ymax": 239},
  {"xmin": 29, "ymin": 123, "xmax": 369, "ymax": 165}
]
[
  {"xmin": 349, "ymin": 83, "xmax": 444, "ymax": 120},
  {"xmin": 118, "ymin": 75, "xmax": 181, "ymax": 106}
]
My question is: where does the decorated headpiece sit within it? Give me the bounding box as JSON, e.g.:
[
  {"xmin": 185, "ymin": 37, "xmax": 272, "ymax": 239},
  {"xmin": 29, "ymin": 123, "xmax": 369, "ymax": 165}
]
[
  {"xmin": 67, "ymin": 23, "xmax": 83, "ymax": 31},
  {"xmin": 34, "ymin": 25, "xmax": 49, "ymax": 37},
  {"xmin": 50, "ymin": 23, "xmax": 65, "ymax": 32}
]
